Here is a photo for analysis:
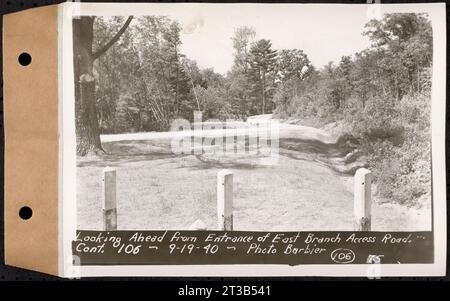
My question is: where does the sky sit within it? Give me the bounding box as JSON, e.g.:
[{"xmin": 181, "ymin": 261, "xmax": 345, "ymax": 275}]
[
  {"xmin": 177, "ymin": 5, "xmax": 377, "ymax": 74},
  {"xmin": 81, "ymin": 3, "xmax": 437, "ymax": 75}
]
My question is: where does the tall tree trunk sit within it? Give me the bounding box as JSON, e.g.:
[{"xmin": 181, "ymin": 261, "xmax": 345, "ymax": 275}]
[
  {"xmin": 174, "ymin": 48, "xmax": 179, "ymax": 116},
  {"xmin": 79, "ymin": 74, "xmax": 103, "ymax": 154},
  {"xmin": 417, "ymin": 64, "xmax": 420, "ymax": 94},
  {"xmin": 261, "ymin": 69, "xmax": 266, "ymax": 114},
  {"xmin": 73, "ymin": 17, "xmax": 104, "ymax": 156},
  {"xmin": 73, "ymin": 16, "xmax": 133, "ymax": 156}
]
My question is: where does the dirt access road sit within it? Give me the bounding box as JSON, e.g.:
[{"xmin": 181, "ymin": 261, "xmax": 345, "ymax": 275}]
[{"xmin": 76, "ymin": 116, "xmax": 431, "ymax": 231}]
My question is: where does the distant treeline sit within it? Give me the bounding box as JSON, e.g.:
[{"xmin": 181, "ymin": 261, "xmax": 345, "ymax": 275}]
[{"xmin": 93, "ymin": 16, "xmax": 313, "ymax": 133}]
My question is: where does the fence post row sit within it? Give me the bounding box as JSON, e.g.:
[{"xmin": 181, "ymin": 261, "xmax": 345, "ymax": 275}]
[
  {"xmin": 103, "ymin": 167, "xmax": 118, "ymax": 231},
  {"xmin": 354, "ymin": 168, "xmax": 372, "ymax": 231},
  {"xmin": 100, "ymin": 167, "xmax": 370, "ymax": 232},
  {"xmin": 217, "ymin": 170, "xmax": 234, "ymax": 231}
]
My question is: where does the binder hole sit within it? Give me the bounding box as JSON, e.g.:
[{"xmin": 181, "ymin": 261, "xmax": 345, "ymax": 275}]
[
  {"xmin": 18, "ymin": 52, "xmax": 32, "ymax": 66},
  {"xmin": 19, "ymin": 206, "xmax": 32, "ymax": 220}
]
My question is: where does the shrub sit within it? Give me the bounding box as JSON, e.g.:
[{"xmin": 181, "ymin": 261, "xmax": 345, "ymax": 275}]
[{"xmin": 348, "ymin": 92, "xmax": 431, "ymax": 207}]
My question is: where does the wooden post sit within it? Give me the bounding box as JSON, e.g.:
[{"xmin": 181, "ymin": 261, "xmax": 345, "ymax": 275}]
[
  {"xmin": 193, "ymin": 110, "xmax": 203, "ymax": 155},
  {"xmin": 354, "ymin": 168, "xmax": 372, "ymax": 231},
  {"xmin": 102, "ymin": 167, "xmax": 117, "ymax": 231},
  {"xmin": 217, "ymin": 170, "xmax": 233, "ymax": 231},
  {"xmin": 194, "ymin": 110, "xmax": 203, "ymax": 123}
]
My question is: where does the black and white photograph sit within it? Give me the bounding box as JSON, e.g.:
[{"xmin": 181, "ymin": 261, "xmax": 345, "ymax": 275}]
[
  {"xmin": 74, "ymin": 5, "xmax": 433, "ymax": 231},
  {"xmin": 60, "ymin": 2, "xmax": 446, "ymax": 276}
]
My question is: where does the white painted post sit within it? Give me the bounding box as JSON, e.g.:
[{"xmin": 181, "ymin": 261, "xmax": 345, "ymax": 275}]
[
  {"xmin": 354, "ymin": 168, "xmax": 372, "ymax": 231},
  {"xmin": 193, "ymin": 111, "xmax": 203, "ymax": 155},
  {"xmin": 217, "ymin": 170, "xmax": 233, "ymax": 231},
  {"xmin": 102, "ymin": 167, "xmax": 117, "ymax": 231},
  {"xmin": 194, "ymin": 110, "xmax": 203, "ymax": 123}
]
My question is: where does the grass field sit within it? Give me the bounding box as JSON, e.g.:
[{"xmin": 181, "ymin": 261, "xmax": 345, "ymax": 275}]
[{"xmin": 76, "ymin": 124, "xmax": 431, "ymax": 231}]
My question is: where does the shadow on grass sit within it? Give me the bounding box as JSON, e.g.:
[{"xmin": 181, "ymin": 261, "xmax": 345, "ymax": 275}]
[
  {"xmin": 77, "ymin": 152, "xmax": 180, "ymax": 168},
  {"xmin": 279, "ymin": 136, "xmax": 356, "ymax": 158},
  {"xmin": 279, "ymin": 137, "xmax": 365, "ymax": 175},
  {"xmin": 77, "ymin": 136, "xmax": 361, "ymax": 172},
  {"xmin": 187, "ymin": 155, "xmax": 262, "ymax": 170}
]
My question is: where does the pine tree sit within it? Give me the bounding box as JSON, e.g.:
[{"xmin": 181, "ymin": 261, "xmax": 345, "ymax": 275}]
[{"xmin": 246, "ymin": 39, "xmax": 278, "ymax": 114}]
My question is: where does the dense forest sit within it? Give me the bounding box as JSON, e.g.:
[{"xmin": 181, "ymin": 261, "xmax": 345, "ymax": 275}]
[{"xmin": 74, "ymin": 13, "xmax": 432, "ymax": 207}]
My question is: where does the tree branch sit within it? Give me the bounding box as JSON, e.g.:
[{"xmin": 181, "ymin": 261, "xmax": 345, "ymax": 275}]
[{"xmin": 92, "ymin": 16, "xmax": 133, "ymax": 60}]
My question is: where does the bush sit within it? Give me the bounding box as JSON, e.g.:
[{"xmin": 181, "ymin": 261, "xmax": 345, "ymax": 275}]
[
  {"xmin": 345, "ymin": 95, "xmax": 402, "ymax": 140},
  {"xmin": 347, "ymin": 92, "xmax": 431, "ymax": 207}
]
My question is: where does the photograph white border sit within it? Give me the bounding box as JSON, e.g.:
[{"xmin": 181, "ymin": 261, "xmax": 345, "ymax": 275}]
[{"xmin": 59, "ymin": 2, "xmax": 447, "ymax": 277}]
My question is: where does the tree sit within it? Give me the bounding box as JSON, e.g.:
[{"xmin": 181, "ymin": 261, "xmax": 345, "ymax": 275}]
[
  {"xmin": 94, "ymin": 17, "xmax": 136, "ymax": 134},
  {"xmin": 73, "ymin": 16, "xmax": 133, "ymax": 156},
  {"xmin": 194, "ymin": 85, "xmax": 231, "ymax": 120},
  {"xmin": 231, "ymin": 26, "xmax": 256, "ymax": 74},
  {"xmin": 277, "ymin": 49, "xmax": 312, "ymax": 82},
  {"xmin": 363, "ymin": 13, "xmax": 432, "ymax": 97},
  {"xmin": 246, "ymin": 39, "xmax": 278, "ymax": 114},
  {"xmin": 123, "ymin": 16, "xmax": 195, "ymax": 128},
  {"xmin": 227, "ymin": 26, "xmax": 256, "ymax": 119}
]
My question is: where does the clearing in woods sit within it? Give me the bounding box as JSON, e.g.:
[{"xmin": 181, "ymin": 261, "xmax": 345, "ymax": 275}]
[{"xmin": 76, "ymin": 120, "xmax": 431, "ymax": 231}]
